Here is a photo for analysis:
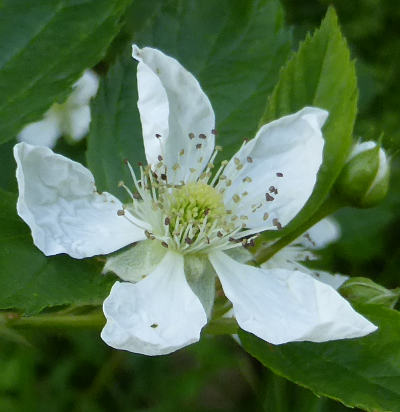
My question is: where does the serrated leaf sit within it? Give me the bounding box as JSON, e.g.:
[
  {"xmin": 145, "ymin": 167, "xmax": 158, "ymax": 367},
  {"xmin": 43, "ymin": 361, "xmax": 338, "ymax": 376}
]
[
  {"xmin": 260, "ymin": 8, "xmax": 357, "ymax": 237},
  {"xmin": 239, "ymin": 304, "xmax": 400, "ymax": 412},
  {"xmin": 0, "ymin": 0, "xmax": 132, "ymax": 144},
  {"xmin": 0, "ymin": 190, "xmax": 114, "ymax": 314},
  {"xmin": 86, "ymin": 0, "xmax": 291, "ymax": 197}
]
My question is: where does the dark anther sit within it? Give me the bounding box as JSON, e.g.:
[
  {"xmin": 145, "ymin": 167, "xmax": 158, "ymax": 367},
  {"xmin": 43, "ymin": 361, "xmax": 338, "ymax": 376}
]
[
  {"xmin": 265, "ymin": 193, "xmax": 274, "ymax": 202},
  {"xmin": 199, "ymin": 133, "xmax": 207, "ymax": 139},
  {"xmin": 161, "ymin": 173, "xmax": 167, "ymax": 181},
  {"xmin": 276, "ymin": 172, "xmax": 283, "ymax": 177},
  {"xmin": 123, "ymin": 158, "xmax": 128, "ymax": 165},
  {"xmin": 117, "ymin": 209, "xmax": 125, "ymax": 216},
  {"xmin": 161, "ymin": 242, "xmax": 169, "ymax": 248},
  {"xmin": 133, "ymin": 192, "xmax": 141, "ymax": 200},
  {"xmin": 155, "ymin": 133, "xmax": 161, "ymax": 138},
  {"xmin": 269, "ymin": 186, "xmax": 278, "ymax": 195},
  {"xmin": 150, "ymin": 323, "xmax": 159, "ymax": 328},
  {"xmin": 204, "ymin": 208, "xmax": 210, "ymax": 216},
  {"xmin": 185, "ymin": 237, "xmax": 193, "ymax": 245},
  {"xmin": 158, "ymin": 155, "xmax": 163, "ymax": 161},
  {"xmin": 164, "ymin": 217, "xmax": 170, "ymax": 226},
  {"xmin": 138, "ymin": 161, "xmax": 143, "ymax": 167},
  {"xmin": 217, "ymin": 231, "xmax": 223, "ymax": 238},
  {"xmin": 188, "ymin": 132, "xmax": 195, "ymax": 139},
  {"xmin": 246, "ymin": 156, "xmax": 253, "ymax": 163},
  {"xmin": 211, "ymin": 129, "xmax": 218, "ymax": 135},
  {"xmin": 196, "ymin": 143, "xmax": 202, "ymax": 149},
  {"xmin": 272, "ymin": 218, "xmax": 283, "ymax": 230}
]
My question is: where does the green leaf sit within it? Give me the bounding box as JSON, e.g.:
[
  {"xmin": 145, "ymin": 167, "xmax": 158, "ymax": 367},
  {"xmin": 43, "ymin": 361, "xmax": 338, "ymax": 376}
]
[
  {"xmin": 0, "ymin": 190, "xmax": 114, "ymax": 314},
  {"xmin": 0, "ymin": 0, "xmax": 132, "ymax": 144},
  {"xmin": 87, "ymin": 0, "xmax": 292, "ymax": 196},
  {"xmin": 260, "ymin": 8, "xmax": 357, "ymax": 238},
  {"xmin": 239, "ymin": 304, "xmax": 400, "ymax": 412}
]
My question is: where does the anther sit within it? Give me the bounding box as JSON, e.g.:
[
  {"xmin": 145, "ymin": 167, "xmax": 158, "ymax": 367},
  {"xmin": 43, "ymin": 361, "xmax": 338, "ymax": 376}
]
[
  {"xmin": 161, "ymin": 241, "xmax": 169, "ymax": 248},
  {"xmin": 164, "ymin": 217, "xmax": 170, "ymax": 226},
  {"xmin": 265, "ymin": 193, "xmax": 274, "ymax": 201},
  {"xmin": 276, "ymin": 172, "xmax": 283, "ymax": 177},
  {"xmin": 269, "ymin": 186, "xmax": 278, "ymax": 195},
  {"xmin": 217, "ymin": 231, "xmax": 223, "ymax": 238},
  {"xmin": 247, "ymin": 156, "xmax": 253, "ymax": 163},
  {"xmin": 117, "ymin": 209, "xmax": 125, "ymax": 216},
  {"xmin": 263, "ymin": 212, "xmax": 269, "ymax": 221},
  {"xmin": 211, "ymin": 129, "xmax": 218, "ymax": 135},
  {"xmin": 179, "ymin": 149, "xmax": 185, "ymax": 156},
  {"xmin": 155, "ymin": 133, "xmax": 161, "ymax": 138},
  {"xmin": 272, "ymin": 218, "xmax": 283, "ymax": 230},
  {"xmin": 199, "ymin": 133, "xmax": 207, "ymax": 139},
  {"xmin": 188, "ymin": 132, "xmax": 195, "ymax": 139},
  {"xmin": 123, "ymin": 158, "xmax": 128, "ymax": 165},
  {"xmin": 158, "ymin": 155, "xmax": 163, "ymax": 161},
  {"xmin": 185, "ymin": 237, "xmax": 193, "ymax": 245},
  {"xmin": 233, "ymin": 194, "xmax": 240, "ymax": 203},
  {"xmin": 161, "ymin": 173, "xmax": 167, "ymax": 181},
  {"xmin": 196, "ymin": 143, "xmax": 202, "ymax": 149}
]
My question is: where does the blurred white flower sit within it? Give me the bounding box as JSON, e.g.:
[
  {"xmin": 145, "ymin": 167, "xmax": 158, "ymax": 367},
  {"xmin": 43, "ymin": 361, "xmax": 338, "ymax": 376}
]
[
  {"xmin": 14, "ymin": 46, "xmax": 376, "ymax": 356},
  {"xmin": 17, "ymin": 70, "xmax": 99, "ymax": 148},
  {"xmin": 262, "ymin": 217, "xmax": 349, "ymax": 290}
]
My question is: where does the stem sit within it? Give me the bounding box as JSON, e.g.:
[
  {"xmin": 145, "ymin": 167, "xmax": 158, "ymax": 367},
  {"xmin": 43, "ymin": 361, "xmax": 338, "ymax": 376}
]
[
  {"xmin": 254, "ymin": 196, "xmax": 343, "ymax": 264},
  {"xmin": 1, "ymin": 310, "xmax": 105, "ymax": 329}
]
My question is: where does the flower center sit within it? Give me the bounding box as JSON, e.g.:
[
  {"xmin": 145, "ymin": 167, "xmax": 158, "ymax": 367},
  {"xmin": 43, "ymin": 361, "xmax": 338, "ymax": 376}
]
[{"xmin": 165, "ymin": 182, "xmax": 226, "ymax": 234}]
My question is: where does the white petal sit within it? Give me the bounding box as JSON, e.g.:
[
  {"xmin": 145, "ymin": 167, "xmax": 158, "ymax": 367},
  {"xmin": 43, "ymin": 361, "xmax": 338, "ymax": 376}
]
[
  {"xmin": 66, "ymin": 70, "xmax": 99, "ymax": 106},
  {"xmin": 101, "ymin": 251, "xmax": 207, "ymax": 355},
  {"xmin": 219, "ymin": 107, "xmax": 327, "ymax": 230},
  {"xmin": 103, "ymin": 240, "xmax": 166, "ymax": 283},
  {"xmin": 312, "ymin": 271, "xmax": 349, "ymax": 290},
  {"xmin": 63, "ymin": 105, "xmax": 91, "ymax": 141},
  {"xmin": 209, "ymin": 251, "xmax": 376, "ymax": 344},
  {"xmin": 133, "ymin": 45, "xmax": 215, "ymax": 183},
  {"xmin": 300, "ymin": 217, "xmax": 341, "ymax": 249},
  {"xmin": 14, "ymin": 143, "xmax": 147, "ymax": 258},
  {"xmin": 17, "ymin": 111, "xmax": 61, "ymax": 148}
]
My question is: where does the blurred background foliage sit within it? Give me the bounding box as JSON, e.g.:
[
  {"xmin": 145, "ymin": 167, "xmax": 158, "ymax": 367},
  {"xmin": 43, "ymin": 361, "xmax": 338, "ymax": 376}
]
[{"xmin": 1, "ymin": 0, "xmax": 399, "ymax": 410}]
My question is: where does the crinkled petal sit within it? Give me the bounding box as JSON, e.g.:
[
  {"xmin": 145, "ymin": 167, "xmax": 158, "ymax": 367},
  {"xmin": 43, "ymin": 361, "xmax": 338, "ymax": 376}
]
[
  {"xmin": 101, "ymin": 251, "xmax": 207, "ymax": 355},
  {"xmin": 17, "ymin": 111, "xmax": 61, "ymax": 148},
  {"xmin": 66, "ymin": 70, "xmax": 99, "ymax": 106},
  {"xmin": 300, "ymin": 217, "xmax": 341, "ymax": 249},
  {"xmin": 219, "ymin": 107, "xmax": 327, "ymax": 230},
  {"xmin": 132, "ymin": 45, "xmax": 215, "ymax": 184},
  {"xmin": 63, "ymin": 105, "xmax": 91, "ymax": 141},
  {"xmin": 103, "ymin": 240, "xmax": 166, "ymax": 283},
  {"xmin": 209, "ymin": 251, "xmax": 376, "ymax": 344},
  {"xmin": 14, "ymin": 143, "xmax": 147, "ymax": 258}
]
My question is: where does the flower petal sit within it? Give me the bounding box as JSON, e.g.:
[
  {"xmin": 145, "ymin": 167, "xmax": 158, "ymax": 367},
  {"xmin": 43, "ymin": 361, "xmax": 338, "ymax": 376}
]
[
  {"xmin": 103, "ymin": 240, "xmax": 166, "ymax": 283},
  {"xmin": 63, "ymin": 105, "xmax": 91, "ymax": 141},
  {"xmin": 301, "ymin": 217, "xmax": 341, "ymax": 249},
  {"xmin": 17, "ymin": 111, "xmax": 61, "ymax": 148},
  {"xmin": 132, "ymin": 45, "xmax": 215, "ymax": 184},
  {"xmin": 219, "ymin": 107, "xmax": 327, "ymax": 230},
  {"xmin": 14, "ymin": 142, "xmax": 147, "ymax": 258},
  {"xmin": 209, "ymin": 251, "xmax": 376, "ymax": 344},
  {"xmin": 101, "ymin": 251, "xmax": 207, "ymax": 355},
  {"xmin": 66, "ymin": 70, "xmax": 99, "ymax": 106}
]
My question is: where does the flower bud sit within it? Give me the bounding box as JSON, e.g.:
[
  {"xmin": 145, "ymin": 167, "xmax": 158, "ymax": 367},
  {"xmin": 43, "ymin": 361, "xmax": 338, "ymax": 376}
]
[
  {"xmin": 340, "ymin": 277, "xmax": 400, "ymax": 308},
  {"xmin": 335, "ymin": 141, "xmax": 390, "ymax": 208}
]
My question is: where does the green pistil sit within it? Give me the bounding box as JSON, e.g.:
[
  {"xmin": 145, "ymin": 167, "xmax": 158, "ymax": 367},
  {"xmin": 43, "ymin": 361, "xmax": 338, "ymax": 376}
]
[{"xmin": 166, "ymin": 182, "xmax": 226, "ymax": 234}]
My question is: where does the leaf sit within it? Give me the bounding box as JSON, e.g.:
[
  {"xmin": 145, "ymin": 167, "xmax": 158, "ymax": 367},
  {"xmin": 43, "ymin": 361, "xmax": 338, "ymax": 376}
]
[
  {"xmin": 0, "ymin": 190, "xmax": 114, "ymax": 314},
  {"xmin": 0, "ymin": 0, "xmax": 132, "ymax": 144},
  {"xmin": 260, "ymin": 8, "xmax": 357, "ymax": 238},
  {"xmin": 86, "ymin": 0, "xmax": 292, "ymax": 197},
  {"xmin": 239, "ymin": 304, "xmax": 400, "ymax": 412}
]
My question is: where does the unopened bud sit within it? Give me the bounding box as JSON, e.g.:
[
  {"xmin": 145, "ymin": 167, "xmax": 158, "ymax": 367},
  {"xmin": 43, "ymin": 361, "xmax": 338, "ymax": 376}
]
[
  {"xmin": 335, "ymin": 141, "xmax": 389, "ymax": 208},
  {"xmin": 340, "ymin": 277, "xmax": 400, "ymax": 308}
]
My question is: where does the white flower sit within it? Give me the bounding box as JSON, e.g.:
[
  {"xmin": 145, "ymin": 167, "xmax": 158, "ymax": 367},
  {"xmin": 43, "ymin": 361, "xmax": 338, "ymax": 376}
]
[
  {"xmin": 14, "ymin": 46, "xmax": 376, "ymax": 356},
  {"xmin": 263, "ymin": 218, "xmax": 349, "ymax": 290},
  {"xmin": 17, "ymin": 70, "xmax": 99, "ymax": 148}
]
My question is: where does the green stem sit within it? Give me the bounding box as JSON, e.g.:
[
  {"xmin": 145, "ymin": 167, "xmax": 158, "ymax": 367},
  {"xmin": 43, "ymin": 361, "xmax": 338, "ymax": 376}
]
[
  {"xmin": 254, "ymin": 196, "xmax": 343, "ymax": 265},
  {"xmin": 1, "ymin": 310, "xmax": 105, "ymax": 329}
]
